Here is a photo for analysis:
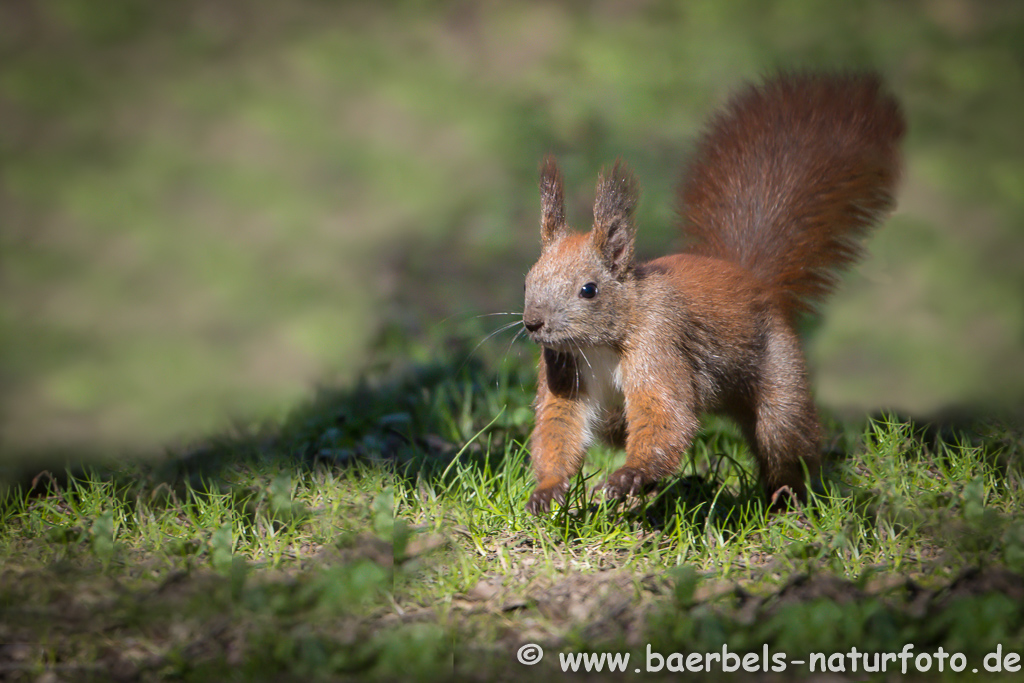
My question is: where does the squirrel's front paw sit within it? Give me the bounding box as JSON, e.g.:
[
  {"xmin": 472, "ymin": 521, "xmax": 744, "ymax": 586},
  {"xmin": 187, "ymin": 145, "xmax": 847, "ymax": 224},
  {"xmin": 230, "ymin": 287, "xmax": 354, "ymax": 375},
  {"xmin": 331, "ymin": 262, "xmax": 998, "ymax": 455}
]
[
  {"xmin": 603, "ymin": 466, "xmax": 650, "ymax": 499},
  {"xmin": 525, "ymin": 479, "xmax": 570, "ymax": 515}
]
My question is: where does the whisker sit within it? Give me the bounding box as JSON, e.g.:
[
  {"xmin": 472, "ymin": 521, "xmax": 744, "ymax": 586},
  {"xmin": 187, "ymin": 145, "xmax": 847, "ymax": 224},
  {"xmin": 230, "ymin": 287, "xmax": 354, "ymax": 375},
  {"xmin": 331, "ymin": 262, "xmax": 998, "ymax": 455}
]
[
  {"xmin": 514, "ymin": 334, "xmax": 531, "ymax": 393},
  {"xmin": 473, "ymin": 319, "xmax": 524, "ymax": 352},
  {"xmin": 574, "ymin": 340, "xmax": 593, "ymax": 373},
  {"xmin": 429, "ymin": 310, "xmax": 523, "ymax": 337},
  {"xmin": 503, "ymin": 327, "xmax": 526, "ymax": 362},
  {"xmin": 457, "ymin": 319, "xmax": 525, "ymax": 373},
  {"xmin": 471, "ymin": 311, "xmax": 523, "ymax": 319},
  {"xmin": 570, "ymin": 341, "xmax": 584, "ymax": 397},
  {"xmin": 495, "ymin": 327, "xmax": 530, "ymax": 391}
]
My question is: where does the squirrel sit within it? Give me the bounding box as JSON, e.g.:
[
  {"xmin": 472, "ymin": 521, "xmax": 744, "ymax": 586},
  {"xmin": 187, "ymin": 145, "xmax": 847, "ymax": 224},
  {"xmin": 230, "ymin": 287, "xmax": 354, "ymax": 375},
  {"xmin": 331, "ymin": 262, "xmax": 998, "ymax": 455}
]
[{"xmin": 522, "ymin": 71, "xmax": 905, "ymax": 515}]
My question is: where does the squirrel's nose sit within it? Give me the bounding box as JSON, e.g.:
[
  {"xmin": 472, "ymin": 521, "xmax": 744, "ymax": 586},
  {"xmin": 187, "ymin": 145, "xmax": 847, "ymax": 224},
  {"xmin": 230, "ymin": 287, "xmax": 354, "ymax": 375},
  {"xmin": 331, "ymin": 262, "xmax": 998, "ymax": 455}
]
[{"xmin": 523, "ymin": 318, "xmax": 544, "ymax": 333}]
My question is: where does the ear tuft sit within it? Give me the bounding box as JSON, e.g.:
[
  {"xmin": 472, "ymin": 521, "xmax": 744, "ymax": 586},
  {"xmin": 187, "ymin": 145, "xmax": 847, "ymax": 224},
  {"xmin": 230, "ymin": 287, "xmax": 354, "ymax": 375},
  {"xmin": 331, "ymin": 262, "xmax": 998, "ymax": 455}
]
[
  {"xmin": 593, "ymin": 160, "xmax": 640, "ymax": 277},
  {"xmin": 539, "ymin": 155, "xmax": 567, "ymax": 247}
]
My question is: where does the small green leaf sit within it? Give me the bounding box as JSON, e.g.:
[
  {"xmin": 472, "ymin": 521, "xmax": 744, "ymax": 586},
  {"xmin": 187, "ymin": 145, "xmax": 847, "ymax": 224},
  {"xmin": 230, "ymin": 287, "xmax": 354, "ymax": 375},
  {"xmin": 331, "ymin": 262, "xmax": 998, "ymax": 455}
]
[
  {"xmin": 670, "ymin": 564, "xmax": 700, "ymax": 607},
  {"xmin": 211, "ymin": 523, "xmax": 234, "ymax": 573},
  {"xmin": 372, "ymin": 488, "xmax": 395, "ymax": 540},
  {"xmin": 90, "ymin": 510, "xmax": 115, "ymax": 565}
]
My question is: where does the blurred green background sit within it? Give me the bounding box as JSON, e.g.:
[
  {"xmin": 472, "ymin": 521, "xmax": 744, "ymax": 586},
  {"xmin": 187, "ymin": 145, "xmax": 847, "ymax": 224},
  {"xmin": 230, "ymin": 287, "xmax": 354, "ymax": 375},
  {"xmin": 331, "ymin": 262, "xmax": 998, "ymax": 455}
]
[{"xmin": 2, "ymin": 0, "xmax": 1023, "ymax": 461}]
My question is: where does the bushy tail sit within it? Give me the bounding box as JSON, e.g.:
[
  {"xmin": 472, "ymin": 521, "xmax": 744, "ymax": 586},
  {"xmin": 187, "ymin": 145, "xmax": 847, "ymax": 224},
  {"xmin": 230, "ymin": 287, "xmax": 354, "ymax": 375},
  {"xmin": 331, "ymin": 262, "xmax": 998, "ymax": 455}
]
[{"xmin": 679, "ymin": 71, "xmax": 905, "ymax": 320}]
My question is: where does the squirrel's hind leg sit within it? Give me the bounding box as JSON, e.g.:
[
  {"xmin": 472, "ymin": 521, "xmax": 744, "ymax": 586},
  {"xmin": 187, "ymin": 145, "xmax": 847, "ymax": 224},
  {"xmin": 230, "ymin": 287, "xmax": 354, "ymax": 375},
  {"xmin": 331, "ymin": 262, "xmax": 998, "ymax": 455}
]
[{"xmin": 740, "ymin": 329, "xmax": 822, "ymax": 506}]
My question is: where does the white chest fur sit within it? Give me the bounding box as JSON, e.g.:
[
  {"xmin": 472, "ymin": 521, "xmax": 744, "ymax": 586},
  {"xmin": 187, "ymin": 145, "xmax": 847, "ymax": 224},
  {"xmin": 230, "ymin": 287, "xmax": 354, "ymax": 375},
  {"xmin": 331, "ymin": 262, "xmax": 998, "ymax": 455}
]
[
  {"xmin": 580, "ymin": 345, "xmax": 622, "ymax": 404},
  {"xmin": 575, "ymin": 345, "xmax": 623, "ymax": 442}
]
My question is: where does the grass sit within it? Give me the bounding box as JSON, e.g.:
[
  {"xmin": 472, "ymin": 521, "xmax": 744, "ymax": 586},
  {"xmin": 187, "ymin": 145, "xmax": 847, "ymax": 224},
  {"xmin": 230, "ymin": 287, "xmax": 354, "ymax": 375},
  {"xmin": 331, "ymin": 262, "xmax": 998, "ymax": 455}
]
[{"xmin": 2, "ymin": 344, "xmax": 1023, "ymax": 681}]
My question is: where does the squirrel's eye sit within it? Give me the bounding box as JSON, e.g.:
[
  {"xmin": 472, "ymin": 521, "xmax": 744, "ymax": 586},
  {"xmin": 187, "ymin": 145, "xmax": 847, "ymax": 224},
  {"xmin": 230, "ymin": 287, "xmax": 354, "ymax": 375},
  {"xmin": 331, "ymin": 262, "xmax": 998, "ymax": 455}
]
[{"xmin": 579, "ymin": 282, "xmax": 598, "ymax": 299}]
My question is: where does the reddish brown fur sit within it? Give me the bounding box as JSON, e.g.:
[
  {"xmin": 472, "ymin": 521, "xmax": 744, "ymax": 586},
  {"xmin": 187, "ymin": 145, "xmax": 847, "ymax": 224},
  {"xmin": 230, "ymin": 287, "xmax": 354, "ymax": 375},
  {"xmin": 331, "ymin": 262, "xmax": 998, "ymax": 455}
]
[
  {"xmin": 523, "ymin": 72, "xmax": 904, "ymax": 515},
  {"xmin": 681, "ymin": 72, "xmax": 905, "ymax": 321}
]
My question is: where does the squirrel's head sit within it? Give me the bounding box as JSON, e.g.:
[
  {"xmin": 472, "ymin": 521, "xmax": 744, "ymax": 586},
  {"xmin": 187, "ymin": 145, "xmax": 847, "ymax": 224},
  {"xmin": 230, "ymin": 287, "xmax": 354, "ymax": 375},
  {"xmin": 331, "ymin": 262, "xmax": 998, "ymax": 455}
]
[{"xmin": 523, "ymin": 156, "xmax": 639, "ymax": 351}]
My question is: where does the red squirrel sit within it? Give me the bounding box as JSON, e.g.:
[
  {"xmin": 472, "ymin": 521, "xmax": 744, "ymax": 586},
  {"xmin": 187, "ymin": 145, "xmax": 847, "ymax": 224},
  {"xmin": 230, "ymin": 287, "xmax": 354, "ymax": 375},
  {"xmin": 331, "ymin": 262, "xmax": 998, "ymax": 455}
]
[{"xmin": 522, "ymin": 71, "xmax": 905, "ymax": 515}]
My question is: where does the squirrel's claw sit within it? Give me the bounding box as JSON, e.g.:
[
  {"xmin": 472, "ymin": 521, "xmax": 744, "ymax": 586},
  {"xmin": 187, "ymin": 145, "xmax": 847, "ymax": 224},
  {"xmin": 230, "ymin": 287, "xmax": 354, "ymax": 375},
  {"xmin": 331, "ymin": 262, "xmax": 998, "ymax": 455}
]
[
  {"xmin": 525, "ymin": 480, "xmax": 569, "ymax": 515},
  {"xmin": 603, "ymin": 466, "xmax": 648, "ymax": 499},
  {"xmin": 768, "ymin": 484, "xmax": 801, "ymax": 512}
]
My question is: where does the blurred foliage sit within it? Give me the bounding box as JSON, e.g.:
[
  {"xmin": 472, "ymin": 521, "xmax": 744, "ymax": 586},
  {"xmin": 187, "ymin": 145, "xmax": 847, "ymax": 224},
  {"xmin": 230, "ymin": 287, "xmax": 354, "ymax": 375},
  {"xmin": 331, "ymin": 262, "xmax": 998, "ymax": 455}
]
[{"xmin": 2, "ymin": 0, "xmax": 1023, "ymax": 458}]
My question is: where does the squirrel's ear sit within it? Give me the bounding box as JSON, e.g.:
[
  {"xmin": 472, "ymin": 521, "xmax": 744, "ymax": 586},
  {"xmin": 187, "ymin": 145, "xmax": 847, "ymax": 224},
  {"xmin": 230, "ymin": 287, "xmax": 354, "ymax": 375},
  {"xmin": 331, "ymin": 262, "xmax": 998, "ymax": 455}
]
[
  {"xmin": 593, "ymin": 160, "xmax": 639, "ymax": 277},
  {"xmin": 539, "ymin": 156, "xmax": 568, "ymax": 247}
]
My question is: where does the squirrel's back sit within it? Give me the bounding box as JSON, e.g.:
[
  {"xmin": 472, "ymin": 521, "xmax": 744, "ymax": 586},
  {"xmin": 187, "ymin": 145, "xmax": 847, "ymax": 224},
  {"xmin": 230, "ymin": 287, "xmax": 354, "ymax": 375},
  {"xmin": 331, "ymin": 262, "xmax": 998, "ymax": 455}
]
[{"xmin": 679, "ymin": 72, "xmax": 905, "ymax": 321}]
